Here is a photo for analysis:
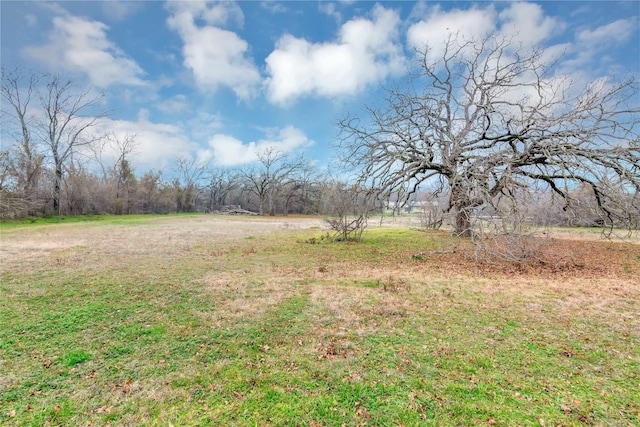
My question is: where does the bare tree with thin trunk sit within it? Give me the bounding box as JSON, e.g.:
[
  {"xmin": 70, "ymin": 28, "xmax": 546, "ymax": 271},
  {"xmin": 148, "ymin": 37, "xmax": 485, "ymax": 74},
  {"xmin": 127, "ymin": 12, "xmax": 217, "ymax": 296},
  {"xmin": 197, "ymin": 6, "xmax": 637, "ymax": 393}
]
[
  {"xmin": 338, "ymin": 34, "xmax": 639, "ymax": 237},
  {"xmin": 138, "ymin": 170, "xmax": 163, "ymax": 214},
  {"xmin": 37, "ymin": 74, "xmax": 106, "ymax": 214},
  {"xmin": 174, "ymin": 156, "xmax": 208, "ymax": 212},
  {"xmin": 1, "ymin": 68, "xmax": 45, "ymax": 216},
  {"xmin": 111, "ymin": 134, "xmax": 138, "ymax": 214},
  {"xmin": 321, "ymin": 180, "xmax": 377, "ymax": 242}
]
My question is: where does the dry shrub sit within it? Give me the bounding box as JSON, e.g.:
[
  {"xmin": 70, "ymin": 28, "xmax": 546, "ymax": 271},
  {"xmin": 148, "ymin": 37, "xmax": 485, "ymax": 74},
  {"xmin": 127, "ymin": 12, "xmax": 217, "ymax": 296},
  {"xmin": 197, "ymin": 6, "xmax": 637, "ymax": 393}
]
[
  {"xmin": 471, "ymin": 232, "xmax": 556, "ymax": 264},
  {"xmin": 469, "ymin": 209, "xmax": 567, "ymax": 265},
  {"xmin": 419, "ymin": 206, "xmax": 447, "ymax": 230},
  {"xmin": 325, "ymin": 215, "xmax": 368, "ymax": 242}
]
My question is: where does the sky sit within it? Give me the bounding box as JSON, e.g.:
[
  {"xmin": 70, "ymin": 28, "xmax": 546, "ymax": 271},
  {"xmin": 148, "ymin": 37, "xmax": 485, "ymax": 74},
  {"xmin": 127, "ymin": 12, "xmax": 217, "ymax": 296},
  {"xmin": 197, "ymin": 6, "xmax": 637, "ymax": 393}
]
[{"xmin": 1, "ymin": 0, "xmax": 639, "ymax": 173}]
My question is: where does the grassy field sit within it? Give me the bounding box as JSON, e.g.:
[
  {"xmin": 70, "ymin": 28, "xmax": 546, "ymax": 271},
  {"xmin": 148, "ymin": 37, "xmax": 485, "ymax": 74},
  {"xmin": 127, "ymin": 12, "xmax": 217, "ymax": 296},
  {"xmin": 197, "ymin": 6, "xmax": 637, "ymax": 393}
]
[{"xmin": 1, "ymin": 214, "xmax": 639, "ymax": 426}]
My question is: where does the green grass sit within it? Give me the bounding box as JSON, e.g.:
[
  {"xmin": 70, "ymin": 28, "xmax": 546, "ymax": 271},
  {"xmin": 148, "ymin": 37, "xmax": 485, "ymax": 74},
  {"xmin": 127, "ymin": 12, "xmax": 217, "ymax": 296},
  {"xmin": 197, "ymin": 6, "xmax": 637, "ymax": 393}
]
[
  {"xmin": 0, "ymin": 212, "xmax": 203, "ymax": 229},
  {"xmin": 1, "ymin": 219, "xmax": 639, "ymax": 426},
  {"xmin": 62, "ymin": 350, "xmax": 94, "ymax": 367}
]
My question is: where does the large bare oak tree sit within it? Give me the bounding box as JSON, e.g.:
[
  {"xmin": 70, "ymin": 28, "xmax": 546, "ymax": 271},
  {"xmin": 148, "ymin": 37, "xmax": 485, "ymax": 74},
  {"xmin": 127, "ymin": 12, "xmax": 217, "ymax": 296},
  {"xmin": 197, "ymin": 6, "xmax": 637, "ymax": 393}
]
[{"xmin": 338, "ymin": 35, "xmax": 640, "ymax": 236}]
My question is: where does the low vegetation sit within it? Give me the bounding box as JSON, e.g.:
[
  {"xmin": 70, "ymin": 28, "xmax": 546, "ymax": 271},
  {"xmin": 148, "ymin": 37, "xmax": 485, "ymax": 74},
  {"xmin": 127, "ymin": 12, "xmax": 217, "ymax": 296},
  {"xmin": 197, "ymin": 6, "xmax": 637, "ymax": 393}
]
[{"xmin": 1, "ymin": 215, "xmax": 639, "ymax": 425}]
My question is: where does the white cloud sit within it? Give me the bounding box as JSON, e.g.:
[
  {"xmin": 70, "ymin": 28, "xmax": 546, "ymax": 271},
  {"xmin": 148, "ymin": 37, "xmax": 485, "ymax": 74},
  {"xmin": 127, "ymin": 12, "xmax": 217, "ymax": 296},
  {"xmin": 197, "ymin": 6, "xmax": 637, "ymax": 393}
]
[
  {"xmin": 23, "ymin": 15, "xmax": 145, "ymax": 88},
  {"xmin": 265, "ymin": 4, "xmax": 404, "ymax": 105},
  {"xmin": 166, "ymin": 0, "xmax": 260, "ymax": 99},
  {"xmin": 577, "ymin": 18, "xmax": 637, "ymax": 46},
  {"xmin": 407, "ymin": 3, "xmax": 580, "ymax": 120},
  {"xmin": 261, "ymin": 1, "xmax": 288, "ymax": 14},
  {"xmin": 187, "ymin": 112, "xmax": 224, "ymax": 142},
  {"xmin": 498, "ymin": 2, "xmax": 559, "ymax": 46},
  {"xmin": 555, "ymin": 17, "xmax": 638, "ymax": 77},
  {"xmin": 319, "ymin": 2, "xmax": 342, "ymax": 23},
  {"xmin": 407, "ymin": 5, "xmax": 496, "ymax": 57},
  {"xmin": 102, "ymin": 1, "xmax": 143, "ymax": 21},
  {"xmin": 156, "ymin": 94, "xmax": 191, "ymax": 114},
  {"xmin": 167, "ymin": 0, "xmax": 244, "ymax": 27},
  {"xmin": 94, "ymin": 114, "xmax": 198, "ymax": 170},
  {"xmin": 201, "ymin": 126, "xmax": 313, "ymax": 166},
  {"xmin": 408, "ymin": 3, "xmax": 560, "ymax": 62}
]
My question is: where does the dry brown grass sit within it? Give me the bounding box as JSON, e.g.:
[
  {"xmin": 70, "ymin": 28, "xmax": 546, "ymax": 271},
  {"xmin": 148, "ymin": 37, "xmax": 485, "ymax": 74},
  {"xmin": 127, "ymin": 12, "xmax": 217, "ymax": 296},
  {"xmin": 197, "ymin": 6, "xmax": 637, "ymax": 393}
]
[
  {"xmin": 201, "ymin": 272, "xmax": 299, "ymax": 321},
  {"xmin": 0, "ymin": 216, "xmax": 324, "ymax": 266}
]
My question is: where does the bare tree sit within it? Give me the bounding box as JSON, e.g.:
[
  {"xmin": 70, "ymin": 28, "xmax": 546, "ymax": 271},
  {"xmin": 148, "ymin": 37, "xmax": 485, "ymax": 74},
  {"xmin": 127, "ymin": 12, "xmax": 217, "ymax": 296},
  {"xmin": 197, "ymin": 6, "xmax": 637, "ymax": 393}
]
[
  {"xmin": 174, "ymin": 156, "xmax": 208, "ymax": 212},
  {"xmin": 36, "ymin": 74, "xmax": 106, "ymax": 214},
  {"xmin": 0, "ymin": 150, "xmax": 30, "ymax": 217},
  {"xmin": 203, "ymin": 168, "xmax": 238, "ymax": 212},
  {"xmin": 138, "ymin": 170, "xmax": 163, "ymax": 213},
  {"xmin": 282, "ymin": 164, "xmax": 322, "ymax": 214},
  {"xmin": 90, "ymin": 133, "xmax": 139, "ymax": 214},
  {"xmin": 110, "ymin": 134, "xmax": 138, "ymax": 214},
  {"xmin": 1, "ymin": 68, "xmax": 45, "ymax": 216},
  {"xmin": 62, "ymin": 163, "xmax": 102, "ymax": 215},
  {"xmin": 338, "ymin": 34, "xmax": 639, "ymax": 237},
  {"xmin": 321, "ymin": 180, "xmax": 377, "ymax": 242},
  {"xmin": 241, "ymin": 148, "xmax": 306, "ymax": 215}
]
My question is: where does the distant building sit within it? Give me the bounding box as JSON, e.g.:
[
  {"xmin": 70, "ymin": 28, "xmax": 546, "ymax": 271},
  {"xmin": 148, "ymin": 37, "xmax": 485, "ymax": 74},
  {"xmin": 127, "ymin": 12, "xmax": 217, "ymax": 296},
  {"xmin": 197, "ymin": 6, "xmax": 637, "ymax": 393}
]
[{"xmin": 386, "ymin": 200, "xmax": 439, "ymax": 214}]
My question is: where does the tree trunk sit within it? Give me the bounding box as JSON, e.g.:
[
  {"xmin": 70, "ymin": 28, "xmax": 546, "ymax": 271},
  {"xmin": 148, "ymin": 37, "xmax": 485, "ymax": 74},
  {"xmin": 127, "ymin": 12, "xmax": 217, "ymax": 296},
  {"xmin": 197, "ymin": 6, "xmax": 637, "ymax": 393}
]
[
  {"xmin": 454, "ymin": 208, "xmax": 472, "ymax": 237},
  {"xmin": 53, "ymin": 163, "xmax": 62, "ymax": 215},
  {"xmin": 450, "ymin": 176, "xmax": 473, "ymax": 237}
]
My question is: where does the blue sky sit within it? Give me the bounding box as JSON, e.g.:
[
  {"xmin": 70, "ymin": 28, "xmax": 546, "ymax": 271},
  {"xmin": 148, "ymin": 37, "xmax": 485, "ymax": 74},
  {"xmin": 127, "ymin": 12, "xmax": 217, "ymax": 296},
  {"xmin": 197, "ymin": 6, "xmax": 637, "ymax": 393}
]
[{"xmin": 1, "ymin": 1, "xmax": 638, "ymax": 172}]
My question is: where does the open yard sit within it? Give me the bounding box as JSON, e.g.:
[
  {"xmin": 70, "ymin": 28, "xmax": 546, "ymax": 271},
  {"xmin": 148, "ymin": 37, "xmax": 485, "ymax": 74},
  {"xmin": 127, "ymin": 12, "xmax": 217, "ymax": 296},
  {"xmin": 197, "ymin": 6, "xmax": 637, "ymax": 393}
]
[{"xmin": 1, "ymin": 214, "xmax": 639, "ymax": 426}]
